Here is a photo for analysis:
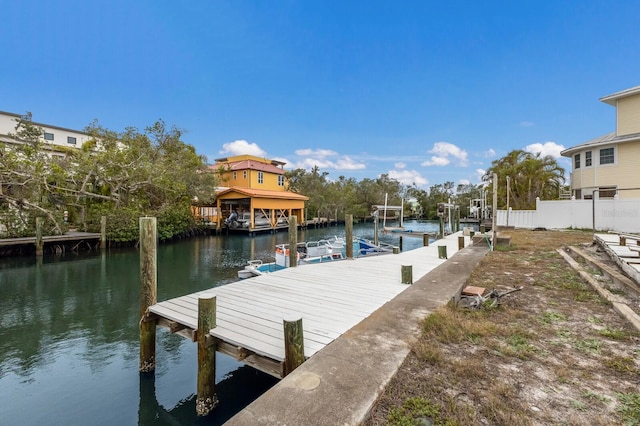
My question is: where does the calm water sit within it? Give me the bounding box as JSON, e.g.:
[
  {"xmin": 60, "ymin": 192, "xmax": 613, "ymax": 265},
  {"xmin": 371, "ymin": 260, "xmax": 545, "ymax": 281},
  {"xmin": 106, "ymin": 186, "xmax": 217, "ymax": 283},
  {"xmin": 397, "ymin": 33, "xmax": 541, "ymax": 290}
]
[{"xmin": 0, "ymin": 220, "xmax": 445, "ymax": 425}]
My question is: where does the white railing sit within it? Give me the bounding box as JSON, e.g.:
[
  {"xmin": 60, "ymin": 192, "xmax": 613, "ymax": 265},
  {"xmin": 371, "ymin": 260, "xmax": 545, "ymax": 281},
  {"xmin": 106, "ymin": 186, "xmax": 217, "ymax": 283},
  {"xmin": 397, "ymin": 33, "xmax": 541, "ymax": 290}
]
[{"xmin": 496, "ymin": 198, "xmax": 640, "ymax": 233}]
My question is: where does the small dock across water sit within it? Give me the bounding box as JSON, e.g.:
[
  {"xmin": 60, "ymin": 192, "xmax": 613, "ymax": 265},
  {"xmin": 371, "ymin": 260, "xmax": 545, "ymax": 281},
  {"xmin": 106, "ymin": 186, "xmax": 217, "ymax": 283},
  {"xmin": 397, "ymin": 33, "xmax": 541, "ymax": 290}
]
[{"xmin": 147, "ymin": 232, "xmax": 469, "ymax": 378}]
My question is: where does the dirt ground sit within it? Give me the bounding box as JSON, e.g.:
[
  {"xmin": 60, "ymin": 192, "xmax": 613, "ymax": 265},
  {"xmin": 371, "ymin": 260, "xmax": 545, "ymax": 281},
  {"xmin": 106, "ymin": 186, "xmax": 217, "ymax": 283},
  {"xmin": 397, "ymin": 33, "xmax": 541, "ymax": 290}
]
[{"xmin": 365, "ymin": 230, "xmax": 640, "ymax": 426}]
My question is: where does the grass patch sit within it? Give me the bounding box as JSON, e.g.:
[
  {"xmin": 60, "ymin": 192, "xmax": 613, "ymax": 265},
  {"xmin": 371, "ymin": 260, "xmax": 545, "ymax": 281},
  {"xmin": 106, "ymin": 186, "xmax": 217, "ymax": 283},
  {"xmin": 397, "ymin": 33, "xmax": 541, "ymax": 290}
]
[
  {"xmin": 616, "ymin": 392, "xmax": 640, "ymax": 425},
  {"xmin": 540, "ymin": 311, "xmax": 568, "ymax": 324},
  {"xmin": 604, "ymin": 355, "xmax": 639, "ymax": 374},
  {"xmin": 582, "ymin": 390, "xmax": 610, "ymax": 404},
  {"xmin": 599, "ymin": 326, "xmax": 631, "ymax": 340},
  {"xmin": 574, "ymin": 338, "xmax": 602, "ymax": 354},
  {"xmin": 412, "ymin": 341, "xmax": 444, "ymax": 365},
  {"xmin": 387, "ymin": 397, "xmax": 446, "ymax": 426},
  {"xmin": 421, "ymin": 306, "xmax": 496, "ymax": 344}
]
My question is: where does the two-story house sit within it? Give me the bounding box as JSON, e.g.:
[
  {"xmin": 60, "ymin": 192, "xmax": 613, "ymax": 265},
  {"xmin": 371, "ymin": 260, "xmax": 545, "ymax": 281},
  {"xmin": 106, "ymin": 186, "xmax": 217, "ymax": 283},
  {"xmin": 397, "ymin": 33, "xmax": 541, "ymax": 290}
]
[
  {"xmin": 0, "ymin": 111, "xmax": 90, "ymax": 156},
  {"xmin": 561, "ymin": 85, "xmax": 640, "ymax": 199},
  {"xmin": 209, "ymin": 155, "xmax": 308, "ymax": 233}
]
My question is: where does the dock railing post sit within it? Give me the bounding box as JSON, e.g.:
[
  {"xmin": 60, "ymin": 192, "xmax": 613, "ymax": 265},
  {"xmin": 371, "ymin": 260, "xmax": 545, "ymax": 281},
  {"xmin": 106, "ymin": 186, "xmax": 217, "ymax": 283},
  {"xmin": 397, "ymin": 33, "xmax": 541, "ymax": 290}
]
[
  {"xmin": 139, "ymin": 217, "xmax": 157, "ymax": 374},
  {"xmin": 35, "ymin": 217, "xmax": 43, "ymax": 256},
  {"xmin": 196, "ymin": 295, "xmax": 218, "ymax": 416},
  {"xmin": 401, "ymin": 265, "xmax": 413, "ymax": 284},
  {"xmin": 100, "ymin": 216, "xmax": 107, "ymax": 249},
  {"xmin": 345, "ymin": 214, "xmax": 353, "ymax": 259},
  {"xmin": 423, "ymin": 233, "xmax": 429, "ymax": 247},
  {"xmin": 283, "ymin": 317, "xmax": 305, "ymax": 376},
  {"xmin": 289, "ymin": 216, "xmax": 298, "ymax": 267}
]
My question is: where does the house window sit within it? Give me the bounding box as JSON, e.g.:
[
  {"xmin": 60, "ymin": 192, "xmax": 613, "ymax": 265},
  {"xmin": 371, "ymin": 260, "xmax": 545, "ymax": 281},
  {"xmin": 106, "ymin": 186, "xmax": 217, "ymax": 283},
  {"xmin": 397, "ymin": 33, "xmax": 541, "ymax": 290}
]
[
  {"xmin": 233, "ymin": 171, "xmax": 237, "ymax": 180},
  {"xmin": 243, "ymin": 170, "xmax": 247, "ymax": 179},
  {"xmin": 599, "ymin": 186, "xmax": 617, "ymax": 199},
  {"xmin": 258, "ymin": 171, "xmax": 264, "ymax": 184},
  {"xmin": 44, "ymin": 132, "xmax": 54, "ymax": 141},
  {"xmin": 67, "ymin": 136, "xmax": 77, "ymax": 145},
  {"xmin": 574, "ymin": 154, "xmax": 580, "ymax": 169},
  {"xmin": 600, "ymin": 147, "xmax": 614, "ymax": 165},
  {"xmin": 585, "ymin": 151, "xmax": 592, "ymax": 167},
  {"xmin": 278, "ymin": 175, "xmax": 285, "ymax": 186}
]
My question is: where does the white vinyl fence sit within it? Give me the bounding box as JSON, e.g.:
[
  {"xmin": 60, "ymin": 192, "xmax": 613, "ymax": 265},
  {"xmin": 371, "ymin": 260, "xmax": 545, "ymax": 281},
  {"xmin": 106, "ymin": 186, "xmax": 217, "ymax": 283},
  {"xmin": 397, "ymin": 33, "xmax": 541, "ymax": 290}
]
[{"xmin": 496, "ymin": 198, "xmax": 640, "ymax": 233}]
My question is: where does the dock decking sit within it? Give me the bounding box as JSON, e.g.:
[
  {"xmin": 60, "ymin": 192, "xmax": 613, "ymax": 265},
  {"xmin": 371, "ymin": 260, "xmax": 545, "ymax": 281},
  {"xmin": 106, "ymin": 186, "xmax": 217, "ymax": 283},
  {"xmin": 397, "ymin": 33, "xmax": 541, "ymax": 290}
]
[{"xmin": 149, "ymin": 232, "xmax": 469, "ymax": 377}]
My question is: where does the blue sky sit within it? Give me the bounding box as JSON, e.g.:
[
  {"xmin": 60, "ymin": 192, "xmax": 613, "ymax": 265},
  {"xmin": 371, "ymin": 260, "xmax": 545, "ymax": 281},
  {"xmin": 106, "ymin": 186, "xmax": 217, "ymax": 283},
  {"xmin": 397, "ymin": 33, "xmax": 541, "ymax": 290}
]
[{"xmin": 2, "ymin": 1, "xmax": 639, "ymax": 189}]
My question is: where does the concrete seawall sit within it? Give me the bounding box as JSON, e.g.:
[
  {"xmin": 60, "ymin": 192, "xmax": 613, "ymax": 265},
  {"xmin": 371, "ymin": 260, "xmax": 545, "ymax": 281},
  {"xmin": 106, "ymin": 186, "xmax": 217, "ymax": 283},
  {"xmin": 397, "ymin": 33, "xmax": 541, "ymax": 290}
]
[{"xmin": 226, "ymin": 244, "xmax": 489, "ymax": 425}]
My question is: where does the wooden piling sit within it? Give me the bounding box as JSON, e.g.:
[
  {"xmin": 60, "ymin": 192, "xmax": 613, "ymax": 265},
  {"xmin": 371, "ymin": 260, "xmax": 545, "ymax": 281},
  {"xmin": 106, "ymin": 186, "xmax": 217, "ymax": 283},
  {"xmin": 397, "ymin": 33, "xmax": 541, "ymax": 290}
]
[
  {"xmin": 401, "ymin": 265, "xmax": 413, "ymax": 284},
  {"xmin": 393, "ymin": 246, "xmax": 400, "ymax": 254},
  {"xmin": 139, "ymin": 217, "xmax": 157, "ymax": 374},
  {"xmin": 374, "ymin": 214, "xmax": 379, "ymax": 246},
  {"xmin": 439, "ymin": 217, "xmax": 444, "ymax": 239},
  {"xmin": 620, "ymin": 236, "xmax": 626, "ymax": 246},
  {"xmin": 345, "ymin": 214, "xmax": 353, "ymax": 259},
  {"xmin": 289, "ymin": 216, "xmax": 298, "ymax": 267},
  {"xmin": 423, "ymin": 233, "xmax": 429, "ymax": 246},
  {"xmin": 35, "ymin": 217, "xmax": 43, "ymax": 256},
  {"xmin": 283, "ymin": 317, "xmax": 305, "ymax": 376},
  {"xmin": 458, "ymin": 236, "xmax": 464, "ymax": 250},
  {"xmin": 399, "ymin": 236, "xmax": 403, "ymax": 251},
  {"xmin": 100, "ymin": 216, "xmax": 107, "ymax": 249},
  {"xmin": 438, "ymin": 245, "xmax": 448, "ymax": 259},
  {"xmin": 196, "ymin": 295, "xmax": 218, "ymax": 416}
]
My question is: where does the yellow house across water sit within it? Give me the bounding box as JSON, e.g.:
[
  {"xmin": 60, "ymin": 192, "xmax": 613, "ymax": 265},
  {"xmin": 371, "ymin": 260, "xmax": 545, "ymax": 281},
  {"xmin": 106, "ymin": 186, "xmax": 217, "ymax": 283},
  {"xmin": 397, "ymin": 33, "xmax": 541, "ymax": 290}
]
[{"xmin": 193, "ymin": 155, "xmax": 308, "ymax": 234}]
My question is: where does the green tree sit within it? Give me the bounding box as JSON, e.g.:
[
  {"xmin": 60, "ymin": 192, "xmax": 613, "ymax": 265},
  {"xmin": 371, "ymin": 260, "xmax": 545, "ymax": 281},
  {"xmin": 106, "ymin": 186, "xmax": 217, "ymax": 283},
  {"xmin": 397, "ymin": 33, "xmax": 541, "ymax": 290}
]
[{"xmin": 484, "ymin": 149, "xmax": 565, "ymax": 210}]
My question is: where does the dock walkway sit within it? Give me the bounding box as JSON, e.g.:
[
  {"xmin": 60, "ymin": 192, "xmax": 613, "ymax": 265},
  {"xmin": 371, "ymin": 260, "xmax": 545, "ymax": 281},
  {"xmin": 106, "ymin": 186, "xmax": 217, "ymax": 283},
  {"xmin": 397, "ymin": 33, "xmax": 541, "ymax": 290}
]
[{"xmin": 149, "ymin": 232, "xmax": 469, "ymax": 377}]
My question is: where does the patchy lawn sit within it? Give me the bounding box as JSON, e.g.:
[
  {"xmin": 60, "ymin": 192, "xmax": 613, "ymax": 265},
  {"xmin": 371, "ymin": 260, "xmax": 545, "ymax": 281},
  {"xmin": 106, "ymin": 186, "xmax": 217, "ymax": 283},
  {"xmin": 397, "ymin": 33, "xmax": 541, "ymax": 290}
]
[{"xmin": 365, "ymin": 230, "xmax": 640, "ymax": 426}]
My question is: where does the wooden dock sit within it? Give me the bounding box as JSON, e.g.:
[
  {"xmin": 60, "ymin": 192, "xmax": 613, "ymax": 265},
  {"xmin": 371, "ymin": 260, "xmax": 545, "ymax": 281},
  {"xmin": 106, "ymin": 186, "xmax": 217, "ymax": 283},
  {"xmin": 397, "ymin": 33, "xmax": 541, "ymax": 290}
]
[
  {"xmin": 0, "ymin": 231, "xmax": 101, "ymax": 247},
  {"xmin": 148, "ymin": 232, "xmax": 469, "ymax": 378}
]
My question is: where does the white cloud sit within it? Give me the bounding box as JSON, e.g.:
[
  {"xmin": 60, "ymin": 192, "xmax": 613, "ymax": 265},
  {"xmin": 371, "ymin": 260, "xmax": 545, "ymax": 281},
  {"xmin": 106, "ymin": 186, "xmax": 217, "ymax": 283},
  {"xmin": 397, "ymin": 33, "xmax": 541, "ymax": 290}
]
[
  {"xmin": 421, "ymin": 156, "xmax": 450, "ymax": 166},
  {"xmin": 520, "ymin": 121, "xmax": 534, "ymax": 127},
  {"xmin": 291, "ymin": 150, "xmax": 366, "ymax": 170},
  {"xmin": 387, "ymin": 169, "xmax": 428, "ymax": 187},
  {"xmin": 219, "ymin": 140, "xmax": 266, "ymax": 157},
  {"xmin": 394, "ymin": 162, "xmax": 406, "ymax": 169},
  {"xmin": 421, "ymin": 142, "xmax": 468, "ymax": 167},
  {"xmin": 295, "ymin": 148, "xmax": 337, "ymax": 158},
  {"xmin": 459, "ymin": 179, "xmax": 470, "ymax": 185},
  {"xmin": 484, "ymin": 148, "xmax": 496, "ymax": 158},
  {"xmin": 475, "ymin": 168, "xmax": 486, "ymax": 182},
  {"xmin": 525, "ymin": 141, "xmax": 565, "ymax": 158}
]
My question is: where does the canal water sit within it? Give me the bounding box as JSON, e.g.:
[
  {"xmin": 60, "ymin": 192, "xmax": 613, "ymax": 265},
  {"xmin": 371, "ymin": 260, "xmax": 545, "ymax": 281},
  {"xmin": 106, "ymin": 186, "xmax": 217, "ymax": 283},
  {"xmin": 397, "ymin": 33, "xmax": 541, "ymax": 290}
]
[{"xmin": 0, "ymin": 220, "xmax": 446, "ymax": 425}]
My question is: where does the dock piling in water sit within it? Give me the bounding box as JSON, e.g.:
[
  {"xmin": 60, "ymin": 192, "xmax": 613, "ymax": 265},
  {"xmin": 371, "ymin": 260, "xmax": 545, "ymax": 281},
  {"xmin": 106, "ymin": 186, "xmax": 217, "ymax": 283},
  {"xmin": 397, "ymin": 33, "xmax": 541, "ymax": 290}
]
[
  {"xmin": 289, "ymin": 216, "xmax": 298, "ymax": 267},
  {"xmin": 345, "ymin": 214, "xmax": 353, "ymax": 259},
  {"xmin": 139, "ymin": 217, "xmax": 157, "ymax": 373},
  {"xmin": 100, "ymin": 216, "xmax": 107, "ymax": 249},
  {"xmin": 196, "ymin": 295, "xmax": 218, "ymax": 416},
  {"xmin": 35, "ymin": 217, "xmax": 43, "ymax": 256}
]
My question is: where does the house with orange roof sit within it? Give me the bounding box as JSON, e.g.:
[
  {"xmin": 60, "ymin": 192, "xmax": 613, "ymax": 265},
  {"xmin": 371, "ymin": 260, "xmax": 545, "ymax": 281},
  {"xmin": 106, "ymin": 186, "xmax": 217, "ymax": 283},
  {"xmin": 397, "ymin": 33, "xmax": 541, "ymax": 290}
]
[{"xmin": 195, "ymin": 155, "xmax": 308, "ymax": 233}]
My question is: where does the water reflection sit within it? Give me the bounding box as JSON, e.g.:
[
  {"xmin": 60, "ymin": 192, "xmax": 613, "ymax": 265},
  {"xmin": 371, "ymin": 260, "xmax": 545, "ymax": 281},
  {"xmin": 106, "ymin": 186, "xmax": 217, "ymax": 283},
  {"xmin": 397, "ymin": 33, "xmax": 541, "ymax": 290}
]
[{"xmin": 0, "ymin": 220, "xmax": 441, "ymax": 425}]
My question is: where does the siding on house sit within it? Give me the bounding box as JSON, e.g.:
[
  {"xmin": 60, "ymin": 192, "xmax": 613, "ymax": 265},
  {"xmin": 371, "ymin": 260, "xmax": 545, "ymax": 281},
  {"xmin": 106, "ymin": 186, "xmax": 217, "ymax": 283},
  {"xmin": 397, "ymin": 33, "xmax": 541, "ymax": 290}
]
[{"xmin": 617, "ymin": 95, "xmax": 640, "ymax": 136}]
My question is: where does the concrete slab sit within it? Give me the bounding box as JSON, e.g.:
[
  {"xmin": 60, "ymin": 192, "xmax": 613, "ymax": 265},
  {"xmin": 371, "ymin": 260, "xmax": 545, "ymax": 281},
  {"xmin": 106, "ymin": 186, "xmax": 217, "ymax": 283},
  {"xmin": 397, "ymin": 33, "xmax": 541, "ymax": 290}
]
[{"xmin": 226, "ymin": 244, "xmax": 489, "ymax": 426}]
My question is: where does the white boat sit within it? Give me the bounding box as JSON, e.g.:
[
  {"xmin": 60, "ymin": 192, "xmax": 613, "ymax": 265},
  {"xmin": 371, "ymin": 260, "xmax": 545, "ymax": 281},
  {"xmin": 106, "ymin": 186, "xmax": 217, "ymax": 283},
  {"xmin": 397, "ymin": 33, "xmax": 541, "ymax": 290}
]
[{"xmin": 237, "ymin": 237, "xmax": 394, "ymax": 279}]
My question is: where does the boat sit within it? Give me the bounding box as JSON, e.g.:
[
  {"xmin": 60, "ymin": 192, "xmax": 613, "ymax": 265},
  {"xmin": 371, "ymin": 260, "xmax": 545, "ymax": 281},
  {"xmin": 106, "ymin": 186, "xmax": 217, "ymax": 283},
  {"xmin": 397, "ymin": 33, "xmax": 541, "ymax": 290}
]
[{"xmin": 237, "ymin": 237, "xmax": 394, "ymax": 279}]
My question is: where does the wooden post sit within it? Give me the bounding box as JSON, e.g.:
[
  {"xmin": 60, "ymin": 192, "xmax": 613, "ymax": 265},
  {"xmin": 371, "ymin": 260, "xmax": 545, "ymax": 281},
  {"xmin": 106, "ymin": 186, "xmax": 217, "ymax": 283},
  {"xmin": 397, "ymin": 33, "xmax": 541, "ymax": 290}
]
[
  {"xmin": 423, "ymin": 233, "xmax": 429, "ymax": 246},
  {"xmin": 345, "ymin": 214, "xmax": 353, "ymax": 259},
  {"xmin": 620, "ymin": 236, "xmax": 626, "ymax": 246},
  {"xmin": 399, "ymin": 236, "xmax": 403, "ymax": 251},
  {"xmin": 401, "ymin": 265, "xmax": 412, "ymax": 284},
  {"xmin": 455, "ymin": 208, "xmax": 460, "ymax": 233},
  {"xmin": 100, "ymin": 216, "xmax": 107, "ymax": 249},
  {"xmin": 35, "ymin": 217, "xmax": 43, "ymax": 256},
  {"xmin": 480, "ymin": 224, "xmax": 485, "ymax": 234},
  {"xmin": 139, "ymin": 217, "xmax": 157, "ymax": 374},
  {"xmin": 289, "ymin": 216, "xmax": 298, "ymax": 267},
  {"xmin": 458, "ymin": 236, "xmax": 464, "ymax": 250},
  {"xmin": 438, "ymin": 245, "xmax": 448, "ymax": 259},
  {"xmin": 492, "ymin": 172, "xmax": 498, "ymax": 249},
  {"xmin": 439, "ymin": 217, "xmax": 444, "ymax": 239},
  {"xmin": 196, "ymin": 295, "xmax": 218, "ymax": 416},
  {"xmin": 393, "ymin": 246, "xmax": 400, "ymax": 254},
  {"xmin": 374, "ymin": 214, "xmax": 379, "ymax": 246},
  {"xmin": 283, "ymin": 317, "xmax": 305, "ymax": 376}
]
